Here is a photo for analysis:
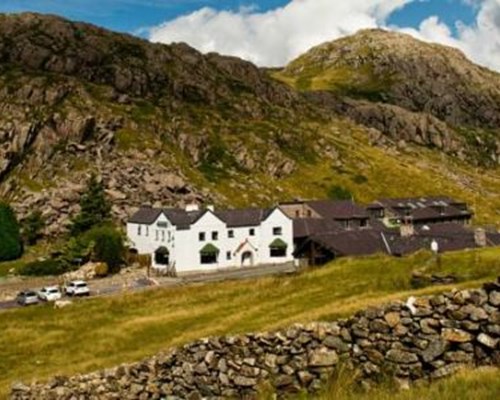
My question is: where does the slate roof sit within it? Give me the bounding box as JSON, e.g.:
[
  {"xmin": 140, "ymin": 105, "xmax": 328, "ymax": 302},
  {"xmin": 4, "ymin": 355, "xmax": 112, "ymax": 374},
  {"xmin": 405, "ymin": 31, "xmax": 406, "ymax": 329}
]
[
  {"xmin": 129, "ymin": 206, "xmax": 277, "ymax": 229},
  {"xmin": 293, "ymin": 218, "xmax": 344, "ymax": 239},
  {"xmin": 215, "ymin": 208, "xmax": 274, "ymax": 228},
  {"xmin": 297, "ymin": 222, "xmax": 500, "ymax": 259},
  {"xmin": 306, "ymin": 200, "xmax": 369, "ymax": 219},
  {"xmin": 369, "ymin": 196, "xmax": 471, "ymax": 222},
  {"xmin": 128, "ymin": 207, "xmax": 163, "ymax": 224},
  {"xmin": 305, "ymin": 229, "xmax": 387, "ymax": 257}
]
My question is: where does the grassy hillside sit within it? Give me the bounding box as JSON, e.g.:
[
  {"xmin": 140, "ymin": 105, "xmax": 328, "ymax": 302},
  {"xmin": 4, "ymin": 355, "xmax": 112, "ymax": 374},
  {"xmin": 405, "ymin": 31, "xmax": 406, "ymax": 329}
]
[{"xmin": 1, "ymin": 247, "xmax": 499, "ymax": 398}]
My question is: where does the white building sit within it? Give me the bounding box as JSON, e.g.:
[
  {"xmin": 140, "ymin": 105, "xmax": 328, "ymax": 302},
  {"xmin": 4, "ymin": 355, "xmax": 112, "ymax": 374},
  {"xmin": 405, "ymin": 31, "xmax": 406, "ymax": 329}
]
[{"xmin": 126, "ymin": 204, "xmax": 294, "ymax": 274}]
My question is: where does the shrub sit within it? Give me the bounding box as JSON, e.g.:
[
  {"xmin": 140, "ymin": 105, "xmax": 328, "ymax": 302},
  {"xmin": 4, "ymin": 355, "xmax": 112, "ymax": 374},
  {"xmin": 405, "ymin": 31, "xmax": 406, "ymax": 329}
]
[
  {"xmin": 20, "ymin": 259, "xmax": 67, "ymax": 277},
  {"xmin": 137, "ymin": 254, "xmax": 152, "ymax": 268},
  {"xmin": 23, "ymin": 210, "xmax": 45, "ymax": 246},
  {"xmin": 94, "ymin": 262, "xmax": 109, "ymax": 277},
  {"xmin": 87, "ymin": 226, "xmax": 125, "ymax": 274},
  {"xmin": 352, "ymin": 174, "xmax": 368, "ymax": 184},
  {"xmin": 0, "ymin": 202, "xmax": 23, "ymax": 261},
  {"xmin": 327, "ymin": 185, "xmax": 353, "ymax": 201}
]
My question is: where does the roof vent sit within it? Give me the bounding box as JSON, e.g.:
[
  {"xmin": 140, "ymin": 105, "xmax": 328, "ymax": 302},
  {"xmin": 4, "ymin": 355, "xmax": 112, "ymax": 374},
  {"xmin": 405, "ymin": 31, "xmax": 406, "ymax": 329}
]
[{"xmin": 185, "ymin": 203, "xmax": 200, "ymax": 212}]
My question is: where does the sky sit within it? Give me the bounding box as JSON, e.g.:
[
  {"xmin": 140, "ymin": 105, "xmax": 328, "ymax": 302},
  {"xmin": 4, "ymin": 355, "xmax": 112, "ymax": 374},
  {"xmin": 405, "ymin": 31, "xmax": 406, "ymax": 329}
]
[{"xmin": 0, "ymin": 0, "xmax": 499, "ymax": 71}]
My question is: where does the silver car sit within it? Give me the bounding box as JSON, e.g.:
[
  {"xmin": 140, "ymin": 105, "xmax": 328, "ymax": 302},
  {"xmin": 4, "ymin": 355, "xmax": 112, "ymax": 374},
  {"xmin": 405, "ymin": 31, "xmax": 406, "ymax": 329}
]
[{"xmin": 16, "ymin": 290, "xmax": 39, "ymax": 306}]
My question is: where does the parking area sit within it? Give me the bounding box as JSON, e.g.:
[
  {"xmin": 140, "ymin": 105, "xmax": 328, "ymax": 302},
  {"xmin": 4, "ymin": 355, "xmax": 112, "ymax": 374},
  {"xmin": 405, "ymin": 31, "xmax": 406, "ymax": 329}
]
[{"xmin": 0, "ymin": 263, "xmax": 297, "ymax": 311}]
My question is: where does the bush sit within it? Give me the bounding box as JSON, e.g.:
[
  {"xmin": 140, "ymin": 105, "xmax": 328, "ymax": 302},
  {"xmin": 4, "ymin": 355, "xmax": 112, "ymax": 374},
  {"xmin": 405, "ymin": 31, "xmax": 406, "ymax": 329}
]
[
  {"xmin": 327, "ymin": 185, "xmax": 353, "ymax": 201},
  {"xmin": 0, "ymin": 202, "xmax": 23, "ymax": 261},
  {"xmin": 137, "ymin": 254, "xmax": 152, "ymax": 268},
  {"xmin": 20, "ymin": 259, "xmax": 67, "ymax": 277},
  {"xmin": 87, "ymin": 226, "xmax": 124, "ymax": 274},
  {"xmin": 23, "ymin": 210, "xmax": 45, "ymax": 246},
  {"xmin": 94, "ymin": 262, "xmax": 109, "ymax": 277}
]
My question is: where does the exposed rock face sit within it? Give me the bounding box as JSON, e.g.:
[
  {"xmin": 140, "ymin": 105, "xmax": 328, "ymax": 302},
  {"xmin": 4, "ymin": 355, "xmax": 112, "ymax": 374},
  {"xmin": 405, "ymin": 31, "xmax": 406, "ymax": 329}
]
[
  {"xmin": 11, "ymin": 279, "xmax": 500, "ymax": 399},
  {"xmin": 0, "ymin": 13, "xmax": 318, "ymax": 236},
  {"xmin": 279, "ymin": 29, "xmax": 500, "ymax": 164}
]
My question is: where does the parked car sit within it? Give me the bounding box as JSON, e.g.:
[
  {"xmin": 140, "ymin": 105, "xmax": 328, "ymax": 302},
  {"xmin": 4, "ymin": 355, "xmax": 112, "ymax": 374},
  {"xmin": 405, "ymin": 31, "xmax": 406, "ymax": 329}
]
[
  {"xmin": 16, "ymin": 290, "xmax": 39, "ymax": 306},
  {"xmin": 38, "ymin": 286, "xmax": 62, "ymax": 302},
  {"xmin": 65, "ymin": 280, "xmax": 90, "ymax": 297}
]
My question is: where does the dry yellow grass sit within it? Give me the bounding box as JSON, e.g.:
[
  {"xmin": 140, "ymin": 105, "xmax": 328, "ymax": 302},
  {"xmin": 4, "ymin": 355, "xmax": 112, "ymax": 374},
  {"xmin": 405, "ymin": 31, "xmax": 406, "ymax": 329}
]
[{"xmin": 0, "ymin": 248, "xmax": 499, "ymax": 399}]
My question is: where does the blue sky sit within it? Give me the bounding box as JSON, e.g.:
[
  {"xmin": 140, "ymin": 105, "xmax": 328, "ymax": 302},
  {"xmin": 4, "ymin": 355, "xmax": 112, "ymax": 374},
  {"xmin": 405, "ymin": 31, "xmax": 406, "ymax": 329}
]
[
  {"xmin": 0, "ymin": 1, "xmax": 478, "ymax": 35},
  {"xmin": 1, "ymin": 1, "xmax": 497, "ymax": 71}
]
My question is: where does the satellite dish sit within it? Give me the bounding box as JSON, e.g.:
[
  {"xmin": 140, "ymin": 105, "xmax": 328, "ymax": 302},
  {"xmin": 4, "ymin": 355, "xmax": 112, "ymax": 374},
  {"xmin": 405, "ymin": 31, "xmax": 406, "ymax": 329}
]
[{"xmin": 430, "ymin": 239, "xmax": 439, "ymax": 254}]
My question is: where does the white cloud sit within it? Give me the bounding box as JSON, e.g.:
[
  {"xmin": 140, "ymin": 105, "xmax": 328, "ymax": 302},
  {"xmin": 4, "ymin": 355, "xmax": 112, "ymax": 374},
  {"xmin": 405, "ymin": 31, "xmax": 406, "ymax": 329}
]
[{"xmin": 148, "ymin": 0, "xmax": 500, "ymax": 72}]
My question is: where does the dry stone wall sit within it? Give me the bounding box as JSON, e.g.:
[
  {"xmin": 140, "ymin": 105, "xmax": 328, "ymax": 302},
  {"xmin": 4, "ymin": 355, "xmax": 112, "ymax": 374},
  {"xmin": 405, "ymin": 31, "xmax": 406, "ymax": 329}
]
[{"xmin": 11, "ymin": 279, "xmax": 500, "ymax": 400}]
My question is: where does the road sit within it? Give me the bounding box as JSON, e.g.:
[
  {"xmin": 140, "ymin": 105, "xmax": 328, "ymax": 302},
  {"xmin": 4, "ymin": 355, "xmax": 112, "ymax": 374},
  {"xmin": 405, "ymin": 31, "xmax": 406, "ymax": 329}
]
[{"xmin": 0, "ymin": 263, "xmax": 296, "ymax": 311}]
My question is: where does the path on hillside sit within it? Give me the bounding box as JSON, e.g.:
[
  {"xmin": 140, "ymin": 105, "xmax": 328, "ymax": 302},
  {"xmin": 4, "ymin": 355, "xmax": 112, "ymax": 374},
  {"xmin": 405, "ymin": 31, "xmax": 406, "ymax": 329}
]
[{"xmin": 0, "ymin": 263, "xmax": 296, "ymax": 311}]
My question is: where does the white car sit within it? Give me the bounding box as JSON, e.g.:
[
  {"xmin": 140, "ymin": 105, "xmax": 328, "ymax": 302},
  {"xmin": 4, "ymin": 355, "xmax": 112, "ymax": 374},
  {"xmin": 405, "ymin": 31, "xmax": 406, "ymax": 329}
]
[
  {"xmin": 65, "ymin": 280, "xmax": 90, "ymax": 297},
  {"xmin": 38, "ymin": 286, "xmax": 62, "ymax": 302}
]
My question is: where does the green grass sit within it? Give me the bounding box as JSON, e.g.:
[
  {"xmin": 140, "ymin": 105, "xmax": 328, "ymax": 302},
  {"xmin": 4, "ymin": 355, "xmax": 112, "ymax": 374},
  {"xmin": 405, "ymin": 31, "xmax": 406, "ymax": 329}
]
[
  {"xmin": 0, "ymin": 248, "xmax": 499, "ymax": 398},
  {"xmin": 316, "ymin": 367, "xmax": 500, "ymax": 400}
]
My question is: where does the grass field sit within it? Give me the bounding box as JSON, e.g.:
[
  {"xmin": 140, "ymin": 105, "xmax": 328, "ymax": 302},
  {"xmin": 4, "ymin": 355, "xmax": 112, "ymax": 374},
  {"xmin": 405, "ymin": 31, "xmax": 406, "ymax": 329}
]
[
  {"xmin": 1, "ymin": 248, "xmax": 499, "ymax": 399},
  {"xmin": 317, "ymin": 367, "xmax": 500, "ymax": 400}
]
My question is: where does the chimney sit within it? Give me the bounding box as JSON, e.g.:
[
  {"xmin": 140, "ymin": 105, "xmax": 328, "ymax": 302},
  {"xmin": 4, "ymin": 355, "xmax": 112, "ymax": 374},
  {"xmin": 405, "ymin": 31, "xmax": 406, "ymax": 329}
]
[
  {"xmin": 474, "ymin": 228, "xmax": 487, "ymax": 247},
  {"xmin": 400, "ymin": 219, "xmax": 415, "ymax": 238},
  {"xmin": 206, "ymin": 205, "xmax": 215, "ymax": 212},
  {"xmin": 185, "ymin": 203, "xmax": 200, "ymax": 212}
]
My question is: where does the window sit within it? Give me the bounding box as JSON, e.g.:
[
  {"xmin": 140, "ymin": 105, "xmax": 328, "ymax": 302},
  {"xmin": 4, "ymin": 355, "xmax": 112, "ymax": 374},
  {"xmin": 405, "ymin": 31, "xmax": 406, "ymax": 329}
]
[
  {"xmin": 201, "ymin": 254, "xmax": 217, "ymax": 264},
  {"xmin": 155, "ymin": 230, "xmax": 159, "ymax": 241},
  {"xmin": 212, "ymin": 231, "xmax": 219, "ymax": 241},
  {"xmin": 199, "ymin": 232, "xmax": 206, "ymax": 241},
  {"xmin": 273, "ymin": 227, "xmax": 282, "ymax": 236},
  {"xmin": 161, "ymin": 231, "xmax": 165, "ymax": 242},
  {"xmin": 228, "ymin": 230, "xmax": 234, "ymax": 238},
  {"xmin": 157, "ymin": 222, "xmax": 168, "ymax": 228},
  {"xmin": 249, "ymin": 228, "xmax": 255, "ymax": 236},
  {"xmin": 360, "ymin": 219, "xmax": 368, "ymax": 228},
  {"xmin": 137, "ymin": 225, "xmax": 142, "ymax": 236},
  {"xmin": 269, "ymin": 238, "xmax": 288, "ymax": 258},
  {"xmin": 226, "ymin": 251, "xmax": 232, "ymax": 260},
  {"xmin": 145, "ymin": 226, "xmax": 149, "ymax": 237},
  {"xmin": 270, "ymin": 248, "xmax": 286, "ymax": 258},
  {"xmin": 307, "ymin": 210, "xmax": 312, "ymax": 217},
  {"xmin": 295, "ymin": 210, "xmax": 300, "ymax": 218}
]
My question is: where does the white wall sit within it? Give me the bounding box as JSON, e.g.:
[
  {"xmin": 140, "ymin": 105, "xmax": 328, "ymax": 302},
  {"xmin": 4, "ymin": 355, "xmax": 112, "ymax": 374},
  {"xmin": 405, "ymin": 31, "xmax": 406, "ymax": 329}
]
[
  {"xmin": 126, "ymin": 207, "xmax": 294, "ymax": 274},
  {"xmin": 259, "ymin": 208, "xmax": 294, "ymax": 265}
]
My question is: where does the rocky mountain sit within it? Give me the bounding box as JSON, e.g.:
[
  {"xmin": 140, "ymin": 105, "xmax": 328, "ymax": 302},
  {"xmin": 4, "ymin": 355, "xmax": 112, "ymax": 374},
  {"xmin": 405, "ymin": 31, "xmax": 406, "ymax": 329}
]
[
  {"xmin": 0, "ymin": 14, "xmax": 499, "ymax": 237},
  {"xmin": 275, "ymin": 29, "xmax": 500, "ymax": 165}
]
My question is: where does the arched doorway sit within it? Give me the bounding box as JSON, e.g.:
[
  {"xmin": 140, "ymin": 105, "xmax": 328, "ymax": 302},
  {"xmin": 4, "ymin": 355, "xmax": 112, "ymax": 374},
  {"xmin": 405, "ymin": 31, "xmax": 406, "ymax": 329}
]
[
  {"xmin": 241, "ymin": 251, "xmax": 254, "ymax": 267},
  {"xmin": 154, "ymin": 246, "xmax": 170, "ymax": 266}
]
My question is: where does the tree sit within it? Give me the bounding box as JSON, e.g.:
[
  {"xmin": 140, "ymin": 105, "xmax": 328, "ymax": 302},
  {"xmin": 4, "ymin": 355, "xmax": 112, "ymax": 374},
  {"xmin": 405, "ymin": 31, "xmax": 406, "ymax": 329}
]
[
  {"xmin": 23, "ymin": 210, "xmax": 45, "ymax": 245},
  {"xmin": 88, "ymin": 226, "xmax": 124, "ymax": 274},
  {"xmin": 71, "ymin": 174, "xmax": 111, "ymax": 236},
  {"xmin": 0, "ymin": 202, "xmax": 23, "ymax": 261}
]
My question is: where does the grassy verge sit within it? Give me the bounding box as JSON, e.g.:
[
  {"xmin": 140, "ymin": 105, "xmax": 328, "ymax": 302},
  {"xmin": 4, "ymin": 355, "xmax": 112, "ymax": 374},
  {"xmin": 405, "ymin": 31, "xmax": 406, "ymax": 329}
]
[
  {"xmin": 0, "ymin": 248, "xmax": 499, "ymax": 398},
  {"xmin": 317, "ymin": 367, "xmax": 500, "ymax": 400}
]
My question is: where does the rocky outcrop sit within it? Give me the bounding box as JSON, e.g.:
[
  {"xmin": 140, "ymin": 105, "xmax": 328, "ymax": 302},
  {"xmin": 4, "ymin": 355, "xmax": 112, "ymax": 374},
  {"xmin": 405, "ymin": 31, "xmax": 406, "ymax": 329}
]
[
  {"xmin": 11, "ymin": 279, "xmax": 500, "ymax": 399},
  {"xmin": 279, "ymin": 28, "xmax": 500, "ymax": 164}
]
